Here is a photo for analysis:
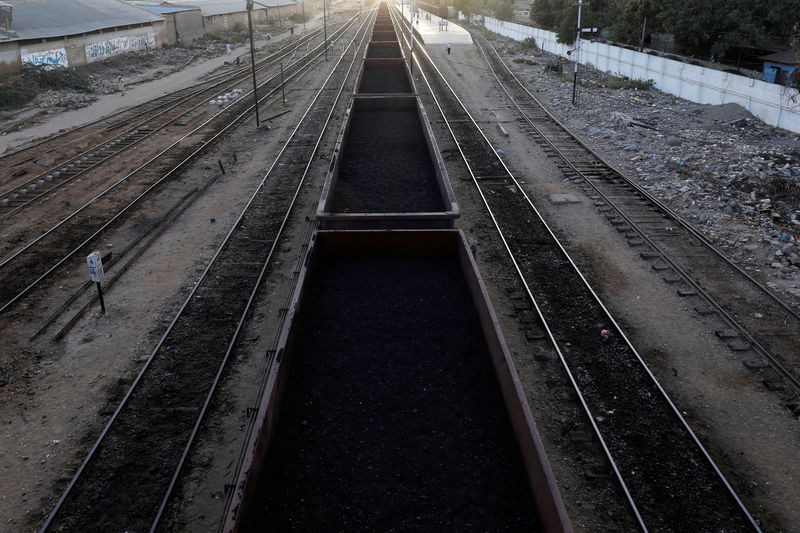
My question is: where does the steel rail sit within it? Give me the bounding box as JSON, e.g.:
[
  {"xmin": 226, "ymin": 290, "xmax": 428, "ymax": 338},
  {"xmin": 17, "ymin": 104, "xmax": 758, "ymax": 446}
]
[
  {"xmin": 150, "ymin": 13, "xmax": 375, "ymax": 532},
  {"xmin": 0, "ymin": 28, "xmax": 328, "ymax": 211},
  {"xmin": 395, "ymin": 9, "xmax": 760, "ymax": 532},
  {"xmin": 479, "ymin": 36, "xmax": 800, "ymax": 324},
  {"xmin": 38, "ymin": 13, "xmax": 368, "ymax": 533},
  {"xmin": 211, "ymin": 8, "xmax": 379, "ymax": 528},
  {"xmin": 474, "ymin": 37, "xmax": 800, "ymax": 394},
  {"xmin": 0, "ymin": 20, "xmax": 356, "ymax": 314}
]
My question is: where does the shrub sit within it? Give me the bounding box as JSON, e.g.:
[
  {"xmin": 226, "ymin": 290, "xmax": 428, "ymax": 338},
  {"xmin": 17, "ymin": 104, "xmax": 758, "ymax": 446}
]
[
  {"xmin": 290, "ymin": 12, "xmax": 311, "ymax": 23},
  {"xmin": 520, "ymin": 37, "xmax": 538, "ymax": 51},
  {"xmin": 0, "ymin": 64, "xmax": 90, "ymax": 110},
  {"xmin": 17, "ymin": 63, "xmax": 89, "ymax": 90},
  {"xmin": 605, "ymin": 76, "xmax": 654, "ymax": 90},
  {"xmin": 544, "ymin": 60, "xmax": 562, "ymax": 74}
]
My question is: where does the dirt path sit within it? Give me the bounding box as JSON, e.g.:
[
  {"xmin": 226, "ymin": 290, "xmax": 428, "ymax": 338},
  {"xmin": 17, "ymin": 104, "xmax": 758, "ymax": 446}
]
[{"xmin": 0, "ymin": 31, "xmax": 296, "ymax": 154}]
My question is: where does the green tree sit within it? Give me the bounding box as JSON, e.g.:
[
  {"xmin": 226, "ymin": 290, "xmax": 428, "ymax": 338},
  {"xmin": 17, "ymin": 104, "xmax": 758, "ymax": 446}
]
[
  {"xmin": 492, "ymin": 0, "xmax": 514, "ymax": 20},
  {"xmin": 454, "ymin": 0, "xmax": 485, "ymax": 17},
  {"xmin": 530, "ymin": 0, "xmax": 556, "ymax": 28},
  {"xmin": 659, "ymin": 0, "xmax": 800, "ymax": 60},
  {"xmin": 608, "ymin": 0, "xmax": 663, "ymax": 45},
  {"xmin": 552, "ymin": 0, "xmax": 611, "ymax": 44}
]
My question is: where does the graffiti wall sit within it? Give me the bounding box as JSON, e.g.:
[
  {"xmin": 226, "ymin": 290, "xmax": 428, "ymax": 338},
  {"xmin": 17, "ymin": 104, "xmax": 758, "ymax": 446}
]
[
  {"xmin": 85, "ymin": 34, "xmax": 156, "ymax": 63},
  {"xmin": 21, "ymin": 48, "xmax": 69, "ymax": 67}
]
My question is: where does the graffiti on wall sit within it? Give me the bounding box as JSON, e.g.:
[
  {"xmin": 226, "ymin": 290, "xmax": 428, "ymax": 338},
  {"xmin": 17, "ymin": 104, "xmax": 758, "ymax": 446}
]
[
  {"xmin": 21, "ymin": 48, "xmax": 69, "ymax": 67},
  {"xmin": 85, "ymin": 34, "xmax": 156, "ymax": 62}
]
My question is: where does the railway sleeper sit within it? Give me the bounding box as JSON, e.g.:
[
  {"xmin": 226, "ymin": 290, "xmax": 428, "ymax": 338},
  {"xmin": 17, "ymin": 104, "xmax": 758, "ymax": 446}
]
[{"xmin": 650, "ymin": 263, "xmax": 671, "ymax": 272}]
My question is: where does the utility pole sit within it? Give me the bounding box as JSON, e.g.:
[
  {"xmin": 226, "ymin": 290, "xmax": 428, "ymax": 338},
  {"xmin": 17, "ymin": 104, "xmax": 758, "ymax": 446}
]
[
  {"xmin": 246, "ymin": 0, "xmax": 260, "ymax": 126},
  {"xmin": 324, "ymin": 0, "xmax": 328, "ymax": 61},
  {"xmin": 572, "ymin": 0, "xmax": 582, "ymax": 105},
  {"xmin": 639, "ymin": 16, "xmax": 646, "ymax": 52}
]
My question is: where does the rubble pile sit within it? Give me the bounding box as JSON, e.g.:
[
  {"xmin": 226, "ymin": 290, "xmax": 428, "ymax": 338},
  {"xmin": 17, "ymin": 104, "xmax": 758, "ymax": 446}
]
[
  {"xmin": 505, "ymin": 46, "xmax": 800, "ymax": 303},
  {"xmin": 33, "ymin": 90, "xmax": 95, "ymax": 108}
]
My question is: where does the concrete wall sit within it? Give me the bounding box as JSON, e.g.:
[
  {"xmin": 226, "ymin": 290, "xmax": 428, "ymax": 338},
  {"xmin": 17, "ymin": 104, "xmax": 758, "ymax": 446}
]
[
  {"xmin": 267, "ymin": 4, "xmax": 298, "ymax": 21},
  {"xmin": 203, "ymin": 9, "xmax": 265, "ymax": 34},
  {"xmin": 483, "ymin": 16, "xmax": 800, "ymax": 134},
  {"xmin": 81, "ymin": 22, "xmax": 165, "ymax": 63},
  {"xmin": 174, "ymin": 10, "xmax": 204, "ymax": 43},
  {"xmin": 3, "ymin": 20, "xmax": 167, "ymax": 69},
  {"xmin": 0, "ymin": 41, "xmax": 20, "ymax": 71},
  {"xmin": 164, "ymin": 14, "xmax": 178, "ymax": 46},
  {"xmin": 20, "ymin": 46, "xmax": 68, "ymax": 67}
]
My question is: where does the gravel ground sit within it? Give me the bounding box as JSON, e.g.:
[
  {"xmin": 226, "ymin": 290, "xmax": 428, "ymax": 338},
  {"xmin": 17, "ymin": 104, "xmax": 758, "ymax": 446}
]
[
  {"xmin": 426, "ymin": 30, "xmax": 800, "ymax": 531},
  {"xmin": 495, "ymin": 36, "xmax": 800, "ymax": 306},
  {"xmin": 0, "ymin": 25, "xmax": 279, "ymax": 135},
  {"xmin": 2, "ymin": 14, "xmax": 798, "ymax": 532}
]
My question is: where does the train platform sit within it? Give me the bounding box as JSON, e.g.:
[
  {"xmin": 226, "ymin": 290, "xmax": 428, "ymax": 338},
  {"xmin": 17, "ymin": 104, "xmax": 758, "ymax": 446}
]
[{"xmin": 393, "ymin": 1, "xmax": 473, "ymax": 46}]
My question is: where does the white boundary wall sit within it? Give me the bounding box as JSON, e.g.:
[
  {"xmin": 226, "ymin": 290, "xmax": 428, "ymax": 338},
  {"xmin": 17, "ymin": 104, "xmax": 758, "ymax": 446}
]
[{"xmin": 483, "ymin": 17, "xmax": 800, "ymax": 134}]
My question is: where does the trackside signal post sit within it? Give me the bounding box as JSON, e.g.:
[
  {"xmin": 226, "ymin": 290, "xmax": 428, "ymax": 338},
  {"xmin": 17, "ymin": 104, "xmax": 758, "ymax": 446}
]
[
  {"xmin": 86, "ymin": 251, "xmax": 106, "ymax": 314},
  {"xmin": 246, "ymin": 0, "xmax": 260, "ymax": 127},
  {"xmin": 572, "ymin": 0, "xmax": 582, "ymax": 105},
  {"xmin": 571, "ymin": 0, "xmax": 596, "ymax": 105}
]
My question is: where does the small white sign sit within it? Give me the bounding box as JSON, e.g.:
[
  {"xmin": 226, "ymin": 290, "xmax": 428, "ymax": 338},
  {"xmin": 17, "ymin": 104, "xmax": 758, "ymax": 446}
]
[{"xmin": 86, "ymin": 251, "xmax": 104, "ymax": 282}]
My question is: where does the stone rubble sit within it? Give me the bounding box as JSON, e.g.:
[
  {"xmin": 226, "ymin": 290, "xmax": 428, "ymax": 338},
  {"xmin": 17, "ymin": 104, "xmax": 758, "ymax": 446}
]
[
  {"xmin": 502, "ymin": 40, "xmax": 800, "ymax": 304},
  {"xmin": 33, "ymin": 90, "xmax": 95, "ymax": 109}
]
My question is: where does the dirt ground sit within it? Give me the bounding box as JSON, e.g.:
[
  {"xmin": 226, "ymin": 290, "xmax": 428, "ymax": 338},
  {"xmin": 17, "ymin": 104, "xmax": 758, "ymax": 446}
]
[
  {"xmin": 0, "ymin": 20, "xmax": 334, "ymax": 532},
  {"xmin": 425, "ymin": 30, "xmax": 800, "ymax": 531},
  {"xmin": 1, "ymin": 11, "xmax": 799, "ymax": 533}
]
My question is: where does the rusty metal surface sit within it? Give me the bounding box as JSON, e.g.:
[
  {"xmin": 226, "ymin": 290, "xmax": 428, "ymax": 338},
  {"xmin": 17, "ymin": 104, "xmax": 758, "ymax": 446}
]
[
  {"xmin": 371, "ymin": 30, "xmax": 397, "ymax": 41},
  {"xmin": 223, "ymin": 230, "xmax": 573, "ymax": 533}
]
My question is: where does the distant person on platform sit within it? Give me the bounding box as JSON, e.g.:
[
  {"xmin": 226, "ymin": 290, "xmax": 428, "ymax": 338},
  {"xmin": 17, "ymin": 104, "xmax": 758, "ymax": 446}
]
[
  {"xmin": 447, "ymin": 43, "xmax": 451, "ymax": 55},
  {"xmin": 117, "ymin": 75, "xmax": 126, "ymax": 96}
]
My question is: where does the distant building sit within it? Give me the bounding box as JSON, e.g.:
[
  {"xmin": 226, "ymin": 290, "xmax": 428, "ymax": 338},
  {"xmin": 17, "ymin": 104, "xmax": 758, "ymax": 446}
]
[
  {"xmin": 175, "ymin": 0, "xmax": 298, "ymax": 34},
  {"xmin": 0, "ymin": 0, "xmax": 167, "ymax": 70},
  {"xmin": 759, "ymin": 49, "xmax": 798, "ymax": 85},
  {"xmin": 131, "ymin": 2, "xmax": 204, "ymax": 44}
]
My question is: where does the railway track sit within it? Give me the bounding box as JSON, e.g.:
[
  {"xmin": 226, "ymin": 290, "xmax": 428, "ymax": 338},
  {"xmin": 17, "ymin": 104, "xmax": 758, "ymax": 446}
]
[
  {"xmin": 0, "ymin": 29, "xmax": 331, "ymax": 221},
  {"xmin": 40, "ymin": 10, "xmax": 374, "ymax": 532},
  {"xmin": 397, "ymin": 9, "xmax": 761, "ymax": 532},
  {"xmin": 473, "ymin": 35, "xmax": 800, "ymax": 401},
  {"xmin": 0, "ymin": 18, "xmax": 358, "ymax": 316},
  {"xmin": 0, "ymin": 28, "xmax": 324, "ymax": 178},
  {"xmin": 223, "ymin": 6, "xmax": 570, "ymax": 531}
]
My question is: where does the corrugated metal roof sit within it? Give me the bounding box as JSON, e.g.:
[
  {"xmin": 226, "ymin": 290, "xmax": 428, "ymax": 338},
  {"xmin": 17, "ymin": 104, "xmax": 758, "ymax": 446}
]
[
  {"xmin": 759, "ymin": 49, "xmax": 798, "ymax": 66},
  {"xmin": 139, "ymin": 5, "xmax": 199, "ymax": 14},
  {"xmin": 179, "ymin": 0, "xmax": 295, "ymax": 17},
  {"xmin": 3, "ymin": 0, "xmax": 165, "ymax": 42}
]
